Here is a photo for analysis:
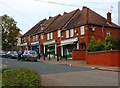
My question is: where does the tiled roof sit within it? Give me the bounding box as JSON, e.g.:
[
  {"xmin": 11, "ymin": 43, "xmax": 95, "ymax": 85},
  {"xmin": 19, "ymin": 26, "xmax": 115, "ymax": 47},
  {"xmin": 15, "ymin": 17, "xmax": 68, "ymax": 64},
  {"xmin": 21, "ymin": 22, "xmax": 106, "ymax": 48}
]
[
  {"xmin": 23, "ymin": 6, "xmax": 120, "ymax": 36},
  {"xmin": 65, "ymin": 7, "xmax": 120, "ymax": 30},
  {"xmin": 32, "ymin": 14, "xmax": 60, "ymax": 35},
  {"xmin": 44, "ymin": 9, "xmax": 79, "ymax": 33},
  {"xmin": 23, "ymin": 19, "xmax": 45, "ymax": 36}
]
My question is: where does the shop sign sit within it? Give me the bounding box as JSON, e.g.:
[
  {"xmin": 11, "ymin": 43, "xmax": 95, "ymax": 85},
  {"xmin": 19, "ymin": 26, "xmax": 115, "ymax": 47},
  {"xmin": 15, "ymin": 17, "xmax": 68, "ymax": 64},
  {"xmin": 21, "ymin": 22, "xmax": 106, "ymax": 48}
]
[
  {"xmin": 31, "ymin": 41, "xmax": 39, "ymax": 46},
  {"xmin": 61, "ymin": 37, "xmax": 78, "ymax": 44},
  {"xmin": 43, "ymin": 40, "xmax": 55, "ymax": 45},
  {"xmin": 21, "ymin": 43, "xmax": 27, "ymax": 46}
]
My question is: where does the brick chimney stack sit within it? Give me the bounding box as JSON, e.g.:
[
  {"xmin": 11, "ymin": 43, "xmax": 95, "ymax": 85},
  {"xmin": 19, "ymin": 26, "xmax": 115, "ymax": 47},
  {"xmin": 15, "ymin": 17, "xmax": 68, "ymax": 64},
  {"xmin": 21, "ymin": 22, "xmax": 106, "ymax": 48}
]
[{"xmin": 107, "ymin": 12, "xmax": 111, "ymax": 24}]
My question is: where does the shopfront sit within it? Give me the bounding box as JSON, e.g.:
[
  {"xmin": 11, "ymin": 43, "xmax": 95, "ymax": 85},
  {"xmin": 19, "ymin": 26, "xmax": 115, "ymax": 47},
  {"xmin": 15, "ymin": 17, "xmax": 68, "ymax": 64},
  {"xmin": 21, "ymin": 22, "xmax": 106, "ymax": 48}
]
[
  {"xmin": 43, "ymin": 40, "xmax": 56, "ymax": 57},
  {"xmin": 30, "ymin": 41, "xmax": 40, "ymax": 54},
  {"xmin": 20, "ymin": 43, "xmax": 28, "ymax": 52},
  {"xmin": 60, "ymin": 37, "xmax": 79, "ymax": 59}
]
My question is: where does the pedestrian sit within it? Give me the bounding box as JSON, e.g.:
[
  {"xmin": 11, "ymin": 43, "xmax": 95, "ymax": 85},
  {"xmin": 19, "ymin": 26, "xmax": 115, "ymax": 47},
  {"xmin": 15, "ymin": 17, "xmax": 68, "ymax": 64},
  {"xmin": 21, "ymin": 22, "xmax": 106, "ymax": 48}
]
[{"xmin": 18, "ymin": 50, "xmax": 22, "ymax": 61}]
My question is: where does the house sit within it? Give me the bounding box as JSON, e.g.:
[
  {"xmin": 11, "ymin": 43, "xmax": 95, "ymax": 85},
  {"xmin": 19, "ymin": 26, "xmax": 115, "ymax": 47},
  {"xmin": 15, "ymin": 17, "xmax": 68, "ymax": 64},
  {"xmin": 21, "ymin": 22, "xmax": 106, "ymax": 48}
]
[{"xmin": 21, "ymin": 6, "xmax": 120, "ymax": 59}]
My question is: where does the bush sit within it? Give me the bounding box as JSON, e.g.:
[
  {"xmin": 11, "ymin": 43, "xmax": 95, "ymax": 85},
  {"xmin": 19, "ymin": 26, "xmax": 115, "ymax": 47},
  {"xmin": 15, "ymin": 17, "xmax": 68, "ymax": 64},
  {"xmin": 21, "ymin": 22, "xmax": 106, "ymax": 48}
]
[
  {"xmin": 2, "ymin": 68, "xmax": 42, "ymax": 88},
  {"xmin": 88, "ymin": 36, "xmax": 96, "ymax": 52},
  {"xmin": 94, "ymin": 40, "xmax": 105, "ymax": 51}
]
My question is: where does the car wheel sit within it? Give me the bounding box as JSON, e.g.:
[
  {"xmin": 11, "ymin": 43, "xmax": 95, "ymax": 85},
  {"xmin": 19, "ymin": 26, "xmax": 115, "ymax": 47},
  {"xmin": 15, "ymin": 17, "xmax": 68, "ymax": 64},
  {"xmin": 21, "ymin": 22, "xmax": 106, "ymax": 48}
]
[{"xmin": 34, "ymin": 60, "xmax": 37, "ymax": 62}]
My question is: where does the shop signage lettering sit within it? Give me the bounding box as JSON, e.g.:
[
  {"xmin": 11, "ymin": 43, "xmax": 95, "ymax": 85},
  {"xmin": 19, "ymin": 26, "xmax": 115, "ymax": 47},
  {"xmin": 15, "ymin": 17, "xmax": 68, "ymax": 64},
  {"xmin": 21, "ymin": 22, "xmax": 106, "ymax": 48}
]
[
  {"xmin": 43, "ymin": 40, "xmax": 55, "ymax": 45},
  {"xmin": 31, "ymin": 41, "xmax": 39, "ymax": 45},
  {"xmin": 61, "ymin": 37, "xmax": 78, "ymax": 44}
]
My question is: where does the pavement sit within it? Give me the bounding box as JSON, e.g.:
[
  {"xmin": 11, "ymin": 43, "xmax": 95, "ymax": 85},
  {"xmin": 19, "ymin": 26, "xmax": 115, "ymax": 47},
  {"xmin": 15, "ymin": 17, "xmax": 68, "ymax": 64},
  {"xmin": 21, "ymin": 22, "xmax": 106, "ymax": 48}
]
[{"xmin": 38, "ymin": 56, "xmax": 120, "ymax": 72}]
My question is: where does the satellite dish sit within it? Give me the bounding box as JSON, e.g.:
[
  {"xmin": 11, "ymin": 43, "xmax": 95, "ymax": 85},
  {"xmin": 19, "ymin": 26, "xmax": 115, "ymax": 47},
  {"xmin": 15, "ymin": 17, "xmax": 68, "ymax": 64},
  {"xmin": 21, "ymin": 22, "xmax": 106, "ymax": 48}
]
[{"xmin": 90, "ymin": 26, "xmax": 95, "ymax": 31}]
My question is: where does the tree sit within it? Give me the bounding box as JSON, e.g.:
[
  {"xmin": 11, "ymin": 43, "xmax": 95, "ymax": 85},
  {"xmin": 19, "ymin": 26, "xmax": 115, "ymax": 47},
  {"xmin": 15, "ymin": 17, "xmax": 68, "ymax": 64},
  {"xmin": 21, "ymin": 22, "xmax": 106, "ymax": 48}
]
[
  {"xmin": 1, "ymin": 14, "xmax": 20, "ymax": 50},
  {"xmin": 94, "ymin": 40, "xmax": 104, "ymax": 51},
  {"xmin": 88, "ymin": 36, "xmax": 96, "ymax": 52},
  {"xmin": 104, "ymin": 34, "xmax": 113, "ymax": 50}
]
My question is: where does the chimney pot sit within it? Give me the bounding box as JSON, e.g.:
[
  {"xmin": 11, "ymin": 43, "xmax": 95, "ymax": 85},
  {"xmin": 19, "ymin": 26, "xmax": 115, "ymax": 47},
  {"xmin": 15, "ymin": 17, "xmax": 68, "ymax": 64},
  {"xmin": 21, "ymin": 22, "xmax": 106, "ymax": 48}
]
[{"xmin": 49, "ymin": 16, "xmax": 52, "ymax": 19}]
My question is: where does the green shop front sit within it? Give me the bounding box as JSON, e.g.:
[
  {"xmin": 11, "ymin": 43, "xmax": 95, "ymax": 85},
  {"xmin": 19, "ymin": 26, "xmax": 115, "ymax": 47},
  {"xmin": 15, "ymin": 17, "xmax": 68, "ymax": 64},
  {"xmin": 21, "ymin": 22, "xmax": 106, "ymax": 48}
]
[
  {"xmin": 43, "ymin": 40, "xmax": 57, "ymax": 57},
  {"xmin": 60, "ymin": 37, "xmax": 79, "ymax": 59}
]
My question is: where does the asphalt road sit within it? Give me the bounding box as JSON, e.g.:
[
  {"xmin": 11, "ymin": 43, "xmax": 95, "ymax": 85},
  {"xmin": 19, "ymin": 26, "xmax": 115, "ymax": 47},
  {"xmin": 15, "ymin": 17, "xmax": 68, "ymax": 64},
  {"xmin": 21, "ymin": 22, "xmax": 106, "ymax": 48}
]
[
  {"xmin": 2, "ymin": 57, "xmax": 91, "ymax": 75},
  {"xmin": 1, "ymin": 57, "xmax": 119, "ymax": 86}
]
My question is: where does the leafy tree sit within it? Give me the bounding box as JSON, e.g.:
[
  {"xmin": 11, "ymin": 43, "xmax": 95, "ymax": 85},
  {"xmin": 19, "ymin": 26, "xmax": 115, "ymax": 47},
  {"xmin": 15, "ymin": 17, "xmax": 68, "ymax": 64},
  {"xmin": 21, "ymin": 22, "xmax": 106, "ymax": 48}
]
[
  {"xmin": 1, "ymin": 14, "xmax": 20, "ymax": 50},
  {"xmin": 104, "ymin": 34, "xmax": 113, "ymax": 50},
  {"xmin": 88, "ymin": 36, "xmax": 96, "ymax": 52},
  {"xmin": 94, "ymin": 40, "xmax": 105, "ymax": 51}
]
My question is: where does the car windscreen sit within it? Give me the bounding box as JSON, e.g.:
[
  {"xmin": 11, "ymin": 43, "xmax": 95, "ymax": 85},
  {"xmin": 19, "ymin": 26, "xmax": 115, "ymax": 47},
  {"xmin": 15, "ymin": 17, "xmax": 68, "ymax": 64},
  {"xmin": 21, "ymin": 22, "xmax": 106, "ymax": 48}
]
[{"xmin": 29, "ymin": 51, "xmax": 37, "ymax": 54}]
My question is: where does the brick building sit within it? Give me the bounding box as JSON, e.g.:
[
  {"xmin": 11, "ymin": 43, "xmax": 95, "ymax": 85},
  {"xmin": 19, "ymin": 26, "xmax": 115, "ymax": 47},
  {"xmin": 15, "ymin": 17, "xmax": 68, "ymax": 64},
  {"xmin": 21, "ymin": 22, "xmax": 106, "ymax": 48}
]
[{"xmin": 21, "ymin": 6, "xmax": 120, "ymax": 59}]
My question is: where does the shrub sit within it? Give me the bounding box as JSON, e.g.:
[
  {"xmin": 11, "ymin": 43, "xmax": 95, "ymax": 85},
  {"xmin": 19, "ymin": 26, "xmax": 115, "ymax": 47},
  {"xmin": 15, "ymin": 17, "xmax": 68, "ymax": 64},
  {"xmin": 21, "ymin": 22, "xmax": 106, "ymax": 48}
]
[
  {"xmin": 112, "ymin": 38, "xmax": 120, "ymax": 50},
  {"xmin": 94, "ymin": 40, "xmax": 105, "ymax": 51},
  {"xmin": 2, "ymin": 68, "xmax": 42, "ymax": 88},
  {"xmin": 88, "ymin": 36, "xmax": 96, "ymax": 52},
  {"xmin": 104, "ymin": 34, "xmax": 113, "ymax": 50}
]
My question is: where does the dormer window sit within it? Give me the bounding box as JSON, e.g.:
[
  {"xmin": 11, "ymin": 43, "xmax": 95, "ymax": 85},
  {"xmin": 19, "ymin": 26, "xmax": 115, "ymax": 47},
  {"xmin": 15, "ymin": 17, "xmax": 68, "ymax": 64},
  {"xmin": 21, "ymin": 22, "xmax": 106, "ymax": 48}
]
[{"xmin": 40, "ymin": 24, "xmax": 45, "ymax": 30}]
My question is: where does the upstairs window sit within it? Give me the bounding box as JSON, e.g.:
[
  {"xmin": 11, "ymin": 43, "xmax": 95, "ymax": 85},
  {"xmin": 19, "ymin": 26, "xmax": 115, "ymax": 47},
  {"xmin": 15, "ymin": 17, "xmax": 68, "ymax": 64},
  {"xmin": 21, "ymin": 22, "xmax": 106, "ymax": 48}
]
[
  {"xmin": 47, "ymin": 33, "xmax": 49, "ymax": 40},
  {"xmin": 80, "ymin": 26, "xmax": 85, "ymax": 35},
  {"xmin": 33, "ymin": 36, "xmax": 35, "ymax": 41},
  {"xmin": 28, "ymin": 36, "xmax": 30, "ymax": 41},
  {"xmin": 70, "ymin": 29, "xmax": 74, "ymax": 37},
  {"xmin": 36, "ymin": 35, "xmax": 38, "ymax": 41},
  {"xmin": 66, "ymin": 30, "xmax": 69, "ymax": 38},
  {"xmin": 50, "ymin": 32, "xmax": 53, "ymax": 39},
  {"xmin": 106, "ymin": 31, "xmax": 110, "ymax": 35},
  {"xmin": 40, "ymin": 24, "xmax": 45, "ymax": 30},
  {"xmin": 41, "ymin": 34, "xmax": 44, "ymax": 39},
  {"xmin": 58, "ymin": 30, "xmax": 61, "ymax": 37}
]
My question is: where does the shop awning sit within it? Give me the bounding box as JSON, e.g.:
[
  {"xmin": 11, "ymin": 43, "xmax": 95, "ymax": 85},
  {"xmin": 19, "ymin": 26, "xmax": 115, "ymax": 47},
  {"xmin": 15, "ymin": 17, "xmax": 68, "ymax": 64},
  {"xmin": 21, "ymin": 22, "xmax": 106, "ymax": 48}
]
[{"xmin": 58, "ymin": 42, "xmax": 75, "ymax": 46}]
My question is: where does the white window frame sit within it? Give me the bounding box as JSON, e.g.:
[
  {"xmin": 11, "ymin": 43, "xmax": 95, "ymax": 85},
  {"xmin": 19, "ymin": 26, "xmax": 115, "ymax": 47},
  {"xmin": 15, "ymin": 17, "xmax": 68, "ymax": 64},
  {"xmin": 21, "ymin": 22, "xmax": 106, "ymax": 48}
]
[
  {"xmin": 36, "ymin": 35, "xmax": 38, "ymax": 41},
  {"xmin": 66, "ymin": 30, "xmax": 69, "ymax": 38},
  {"xmin": 70, "ymin": 29, "xmax": 74, "ymax": 37},
  {"xmin": 47, "ymin": 33, "xmax": 49, "ymax": 40},
  {"xmin": 50, "ymin": 32, "xmax": 53, "ymax": 39},
  {"xmin": 58, "ymin": 30, "xmax": 61, "ymax": 37},
  {"xmin": 33, "ymin": 36, "xmax": 35, "ymax": 41},
  {"xmin": 80, "ymin": 26, "xmax": 85, "ymax": 35},
  {"xmin": 41, "ymin": 34, "xmax": 44, "ymax": 39},
  {"xmin": 28, "ymin": 36, "xmax": 30, "ymax": 41},
  {"xmin": 106, "ymin": 31, "xmax": 110, "ymax": 35}
]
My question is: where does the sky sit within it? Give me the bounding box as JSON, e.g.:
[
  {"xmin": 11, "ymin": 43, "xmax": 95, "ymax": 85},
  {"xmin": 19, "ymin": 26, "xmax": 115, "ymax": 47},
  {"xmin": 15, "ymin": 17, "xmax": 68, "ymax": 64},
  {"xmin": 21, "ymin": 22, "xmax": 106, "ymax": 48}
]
[{"xmin": 0, "ymin": 0, "xmax": 119, "ymax": 34}]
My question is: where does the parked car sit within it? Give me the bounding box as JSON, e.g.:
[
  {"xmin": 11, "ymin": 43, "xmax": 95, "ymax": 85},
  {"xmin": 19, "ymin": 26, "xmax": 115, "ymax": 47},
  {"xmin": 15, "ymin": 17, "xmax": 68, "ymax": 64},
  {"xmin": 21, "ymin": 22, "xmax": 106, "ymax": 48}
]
[
  {"xmin": 6, "ymin": 51, "xmax": 18, "ymax": 59},
  {"xmin": 0, "ymin": 51, "xmax": 6, "ymax": 57},
  {"xmin": 22, "ymin": 50, "xmax": 38, "ymax": 62}
]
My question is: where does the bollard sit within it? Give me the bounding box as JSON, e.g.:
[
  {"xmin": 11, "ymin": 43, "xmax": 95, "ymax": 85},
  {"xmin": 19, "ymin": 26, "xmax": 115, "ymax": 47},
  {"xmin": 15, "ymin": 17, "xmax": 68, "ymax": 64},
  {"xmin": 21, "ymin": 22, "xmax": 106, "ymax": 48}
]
[
  {"xmin": 57, "ymin": 54, "xmax": 59, "ymax": 61},
  {"xmin": 43, "ymin": 54, "xmax": 45, "ymax": 60},
  {"xmin": 49, "ymin": 53, "xmax": 50, "ymax": 61}
]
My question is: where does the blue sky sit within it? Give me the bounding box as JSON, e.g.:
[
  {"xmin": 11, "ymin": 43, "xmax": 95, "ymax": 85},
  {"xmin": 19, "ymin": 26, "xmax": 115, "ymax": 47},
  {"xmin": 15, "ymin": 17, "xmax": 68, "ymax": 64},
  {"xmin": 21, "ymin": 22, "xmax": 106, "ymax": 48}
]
[{"xmin": 0, "ymin": 0, "xmax": 119, "ymax": 34}]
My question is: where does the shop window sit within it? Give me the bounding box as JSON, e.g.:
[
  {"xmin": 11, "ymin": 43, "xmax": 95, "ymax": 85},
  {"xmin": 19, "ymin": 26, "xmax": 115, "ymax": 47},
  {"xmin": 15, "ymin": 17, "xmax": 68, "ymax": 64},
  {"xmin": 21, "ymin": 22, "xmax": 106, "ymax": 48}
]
[
  {"xmin": 80, "ymin": 26, "xmax": 85, "ymax": 35},
  {"xmin": 58, "ymin": 30, "xmax": 61, "ymax": 37},
  {"xmin": 70, "ymin": 29, "xmax": 74, "ymax": 37},
  {"xmin": 66, "ymin": 30, "xmax": 69, "ymax": 38},
  {"xmin": 47, "ymin": 33, "xmax": 49, "ymax": 40}
]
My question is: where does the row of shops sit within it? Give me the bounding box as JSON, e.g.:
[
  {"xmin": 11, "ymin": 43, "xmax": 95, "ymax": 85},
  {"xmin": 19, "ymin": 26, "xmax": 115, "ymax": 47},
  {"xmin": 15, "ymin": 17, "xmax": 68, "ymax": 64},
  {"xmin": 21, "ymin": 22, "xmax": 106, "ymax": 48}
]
[{"xmin": 20, "ymin": 37, "xmax": 80, "ymax": 59}]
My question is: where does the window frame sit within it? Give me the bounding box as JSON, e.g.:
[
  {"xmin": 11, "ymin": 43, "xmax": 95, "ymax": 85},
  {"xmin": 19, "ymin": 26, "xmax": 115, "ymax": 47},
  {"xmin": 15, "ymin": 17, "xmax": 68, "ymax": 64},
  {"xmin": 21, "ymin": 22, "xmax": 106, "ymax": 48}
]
[
  {"xmin": 66, "ymin": 30, "xmax": 69, "ymax": 38},
  {"xmin": 80, "ymin": 26, "xmax": 85, "ymax": 35},
  {"xmin": 70, "ymin": 29, "xmax": 74, "ymax": 37}
]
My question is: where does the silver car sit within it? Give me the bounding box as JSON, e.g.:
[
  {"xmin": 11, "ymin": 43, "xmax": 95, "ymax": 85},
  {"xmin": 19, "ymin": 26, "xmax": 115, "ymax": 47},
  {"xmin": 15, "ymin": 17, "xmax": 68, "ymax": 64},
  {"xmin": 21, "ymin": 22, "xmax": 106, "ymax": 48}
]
[{"xmin": 22, "ymin": 50, "xmax": 38, "ymax": 62}]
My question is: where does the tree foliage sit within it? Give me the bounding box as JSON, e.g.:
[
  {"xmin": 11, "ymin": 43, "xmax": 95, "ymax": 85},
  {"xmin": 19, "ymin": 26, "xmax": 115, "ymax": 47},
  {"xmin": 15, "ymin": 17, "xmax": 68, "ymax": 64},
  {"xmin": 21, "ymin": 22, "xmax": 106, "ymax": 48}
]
[
  {"xmin": 1, "ymin": 14, "xmax": 20, "ymax": 50},
  {"xmin": 88, "ymin": 36, "xmax": 96, "ymax": 52},
  {"xmin": 104, "ymin": 34, "xmax": 113, "ymax": 50},
  {"xmin": 94, "ymin": 40, "xmax": 104, "ymax": 51}
]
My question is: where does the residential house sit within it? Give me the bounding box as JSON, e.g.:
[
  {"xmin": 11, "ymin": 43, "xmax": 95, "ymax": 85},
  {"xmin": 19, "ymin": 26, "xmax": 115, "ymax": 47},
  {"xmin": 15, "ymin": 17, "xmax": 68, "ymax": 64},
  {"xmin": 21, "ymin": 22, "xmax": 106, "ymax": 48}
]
[{"xmin": 21, "ymin": 6, "xmax": 120, "ymax": 59}]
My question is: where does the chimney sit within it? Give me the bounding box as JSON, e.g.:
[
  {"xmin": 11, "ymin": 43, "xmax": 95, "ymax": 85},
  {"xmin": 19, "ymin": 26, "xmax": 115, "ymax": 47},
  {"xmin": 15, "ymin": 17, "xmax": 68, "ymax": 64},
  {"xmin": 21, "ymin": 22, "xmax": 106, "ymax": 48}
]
[
  {"xmin": 107, "ymin": 12, "xmax": 111, "ymax": 24},
  {"xmin": 49, "ymin": 16, "xmax": 52, "ymax": 19},
  {"xmin": 63, "ymin": 12, "xmax": 67, "ymax": 14}
]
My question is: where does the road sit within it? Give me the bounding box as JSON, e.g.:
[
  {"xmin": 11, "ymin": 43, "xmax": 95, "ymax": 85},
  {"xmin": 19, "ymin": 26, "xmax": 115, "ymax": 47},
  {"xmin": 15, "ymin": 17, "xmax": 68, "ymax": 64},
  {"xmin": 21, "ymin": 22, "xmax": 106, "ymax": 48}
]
[{"xmin": 2, "ymin": 57, "xmax": 119, "ymax": 86}]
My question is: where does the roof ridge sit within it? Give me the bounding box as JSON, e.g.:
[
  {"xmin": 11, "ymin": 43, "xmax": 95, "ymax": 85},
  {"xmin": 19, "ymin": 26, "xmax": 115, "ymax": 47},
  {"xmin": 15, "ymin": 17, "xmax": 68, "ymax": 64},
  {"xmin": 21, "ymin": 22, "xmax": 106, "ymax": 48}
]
[
  {"xmin": 43, "ymin": 14, "xmax": 61, "ymax": 33},
  {"xmin": 61, "ymin": 9, "xmax": 80, "ymax": 31}
]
